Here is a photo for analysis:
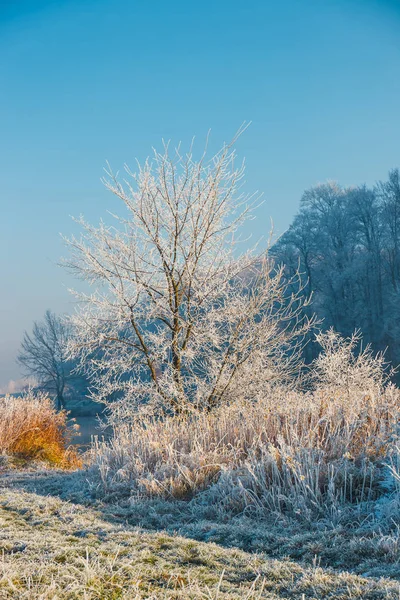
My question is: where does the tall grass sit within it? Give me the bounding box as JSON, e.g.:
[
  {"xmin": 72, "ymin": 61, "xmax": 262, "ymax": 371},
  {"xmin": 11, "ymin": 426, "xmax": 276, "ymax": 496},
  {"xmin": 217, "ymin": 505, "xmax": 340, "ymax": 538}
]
[
  {"xmin": 91, "ymin": 381, "xmax": 400, "ymax": 518},
  {"xmin": 0, "ymin": 393, "xmax": 80, "ymax": 468}
]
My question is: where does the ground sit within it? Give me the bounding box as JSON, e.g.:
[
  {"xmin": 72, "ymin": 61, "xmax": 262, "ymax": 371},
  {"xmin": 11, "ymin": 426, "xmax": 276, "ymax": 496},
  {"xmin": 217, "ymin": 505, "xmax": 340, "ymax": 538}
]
[{"xmin": 0, "ymin": 469, "xmax": 399, "ymax": 599}]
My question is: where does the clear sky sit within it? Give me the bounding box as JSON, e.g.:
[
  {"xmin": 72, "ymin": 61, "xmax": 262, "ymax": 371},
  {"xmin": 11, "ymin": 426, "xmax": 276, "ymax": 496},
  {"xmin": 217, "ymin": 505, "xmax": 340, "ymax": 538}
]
[{"xmin": 1, "ymin": 0, "xmax": 400, "ymax": 389}]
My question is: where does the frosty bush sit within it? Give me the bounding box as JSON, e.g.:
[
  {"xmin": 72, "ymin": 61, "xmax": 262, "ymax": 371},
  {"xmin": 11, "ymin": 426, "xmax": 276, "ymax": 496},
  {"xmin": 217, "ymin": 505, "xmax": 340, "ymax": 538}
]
[{"xmin": 312, "ymin": 328, "xmax": 395, "ymax": 396}]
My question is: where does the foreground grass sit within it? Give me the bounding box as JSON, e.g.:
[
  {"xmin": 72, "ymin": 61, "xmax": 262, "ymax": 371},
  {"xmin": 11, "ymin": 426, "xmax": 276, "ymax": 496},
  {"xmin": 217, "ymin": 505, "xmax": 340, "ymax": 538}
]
[{"xmin": 0, "ymin": 480, "xmax": 399, "ymax": 600}]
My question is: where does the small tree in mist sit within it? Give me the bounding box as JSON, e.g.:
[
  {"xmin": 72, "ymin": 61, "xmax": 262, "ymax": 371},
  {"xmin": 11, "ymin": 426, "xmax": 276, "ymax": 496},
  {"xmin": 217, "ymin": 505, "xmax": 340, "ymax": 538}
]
[
  {"xmin": 64, "ymin": 130, "xmax": 314, "ymax": 420},
  {"xmin": 18, "ymin": 310, "xmax": 72, "ymax": 410}
]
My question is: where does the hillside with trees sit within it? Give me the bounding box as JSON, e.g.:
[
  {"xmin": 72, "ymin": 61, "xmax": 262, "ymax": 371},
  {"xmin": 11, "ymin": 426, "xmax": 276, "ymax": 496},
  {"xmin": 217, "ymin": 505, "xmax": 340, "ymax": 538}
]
[{"xmin": 272, "ymin": 170, "xmax": 400, "ymax": 374}]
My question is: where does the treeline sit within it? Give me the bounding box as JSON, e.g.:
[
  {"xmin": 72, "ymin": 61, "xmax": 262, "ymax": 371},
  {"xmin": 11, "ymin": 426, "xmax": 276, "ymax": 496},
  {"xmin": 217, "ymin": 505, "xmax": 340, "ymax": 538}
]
[{"xmin": 273, "ymin": 169, "xmax": 400, "ymax": 371}]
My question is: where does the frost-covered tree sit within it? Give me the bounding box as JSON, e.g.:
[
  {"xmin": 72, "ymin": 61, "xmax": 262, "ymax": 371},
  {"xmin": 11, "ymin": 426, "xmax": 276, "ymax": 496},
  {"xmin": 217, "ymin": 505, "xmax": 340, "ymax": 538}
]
[
  {"xmin": 377, "ymin": 168, "xmax": 400, "ymax": 293},
  {"xmin": 273, "ymin": 171, "xmax": 400, "ymax": 377},
  {"xmin": 273, "ymin": 182, "xmax": 358, "ymax": 343},
  {"xmin": 64, "ymin": 132, "xmax": 314, "ymax": 419}
]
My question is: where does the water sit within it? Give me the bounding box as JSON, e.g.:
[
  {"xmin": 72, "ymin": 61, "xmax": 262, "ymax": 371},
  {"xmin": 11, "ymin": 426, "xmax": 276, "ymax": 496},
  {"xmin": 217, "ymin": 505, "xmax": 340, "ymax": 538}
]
[{"xmin": 69, "ymin": 415, "xmax": 112, "ymax": 449}]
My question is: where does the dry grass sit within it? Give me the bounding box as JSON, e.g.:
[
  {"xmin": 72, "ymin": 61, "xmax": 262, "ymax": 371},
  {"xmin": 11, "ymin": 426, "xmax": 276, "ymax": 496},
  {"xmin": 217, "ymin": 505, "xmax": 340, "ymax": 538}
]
[
  {"xmin": 0, "ymin": 394, "xmax": 81, "ymax": 468},
  {"xmin": 0, "ymin": 487, "xmax": 399, "ymax": 599},
  {"xmin": 91, "ymin": 382, "xmax": 400, "ymax": 519}
]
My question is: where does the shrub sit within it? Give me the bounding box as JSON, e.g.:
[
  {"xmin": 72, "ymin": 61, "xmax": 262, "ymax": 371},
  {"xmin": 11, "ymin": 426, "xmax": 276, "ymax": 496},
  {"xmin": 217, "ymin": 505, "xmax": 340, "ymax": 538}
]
[{"xmin": 0, "ymin": 393, "xmax": 81, "ymax": 468}]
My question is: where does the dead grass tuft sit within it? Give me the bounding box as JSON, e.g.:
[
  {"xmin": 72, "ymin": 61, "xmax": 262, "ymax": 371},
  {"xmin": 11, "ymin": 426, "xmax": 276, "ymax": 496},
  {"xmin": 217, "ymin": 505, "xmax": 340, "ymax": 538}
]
[{"xmin": 0, "ymin": 393, "xmax": 81, "ymax": 468}]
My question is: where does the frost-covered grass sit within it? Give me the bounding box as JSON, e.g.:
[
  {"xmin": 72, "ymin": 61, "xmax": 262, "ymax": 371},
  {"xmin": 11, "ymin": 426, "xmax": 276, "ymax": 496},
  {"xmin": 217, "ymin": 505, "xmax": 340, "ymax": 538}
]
[
  {"xmin": 90, "ymin": 382, "xmax": 400, "ymax": 520},
  {"xmin": 1, "ymin": 338, "xmax": 399, "ymax": 598},
  {"xmin": 1, "ymin": 474, "xmax": 400, "ymax": 599}
]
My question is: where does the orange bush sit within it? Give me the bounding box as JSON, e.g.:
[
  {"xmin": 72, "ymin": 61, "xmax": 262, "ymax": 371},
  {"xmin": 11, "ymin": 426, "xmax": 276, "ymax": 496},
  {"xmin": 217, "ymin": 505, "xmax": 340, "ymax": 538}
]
[{"xmin": 0, "ymin": 393, "xmax": 81, "ymax": 468}]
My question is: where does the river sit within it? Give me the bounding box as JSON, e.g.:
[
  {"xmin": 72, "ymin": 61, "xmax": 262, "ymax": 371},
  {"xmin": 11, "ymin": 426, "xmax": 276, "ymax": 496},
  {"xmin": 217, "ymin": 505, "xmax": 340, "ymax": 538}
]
[{"xmin": 69, "ymin": 415, "xmax": 112, "ymax": 449}]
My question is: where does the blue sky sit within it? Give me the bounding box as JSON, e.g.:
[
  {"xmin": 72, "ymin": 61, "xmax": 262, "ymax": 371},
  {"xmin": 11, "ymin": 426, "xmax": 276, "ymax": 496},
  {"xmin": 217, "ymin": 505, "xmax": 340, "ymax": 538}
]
[{"xmin": 1, "ymin": 0, "xmax": 399, "ymax": 388}]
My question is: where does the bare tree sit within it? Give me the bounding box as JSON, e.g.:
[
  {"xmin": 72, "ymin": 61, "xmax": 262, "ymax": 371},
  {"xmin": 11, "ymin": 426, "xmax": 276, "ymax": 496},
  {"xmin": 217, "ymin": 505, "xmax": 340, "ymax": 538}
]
[
  {"xmin": 64, "ymin": 131, "xmax": 314, "ymax": 420},
  {"xmin": 18, "ymin": 310, "xmax": 71, "ymax": 410}
]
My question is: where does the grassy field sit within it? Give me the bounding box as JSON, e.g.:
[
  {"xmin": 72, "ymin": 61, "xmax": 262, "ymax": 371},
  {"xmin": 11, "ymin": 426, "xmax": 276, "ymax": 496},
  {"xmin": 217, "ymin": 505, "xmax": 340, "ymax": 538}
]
[
  {"xmin": 0, "ymin": 469, "xmax": 400, "ymax": 600},
  {"xmin": 1, "ymin": 380, "xmax": 399, "ymax": 599}
]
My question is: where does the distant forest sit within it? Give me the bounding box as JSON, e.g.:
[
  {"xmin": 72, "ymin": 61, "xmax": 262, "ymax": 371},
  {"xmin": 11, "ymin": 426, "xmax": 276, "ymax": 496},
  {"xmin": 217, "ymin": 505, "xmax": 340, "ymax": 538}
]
[{"xmin": 273, "ymin": 169, "xmax": 400, "ymax": 376}]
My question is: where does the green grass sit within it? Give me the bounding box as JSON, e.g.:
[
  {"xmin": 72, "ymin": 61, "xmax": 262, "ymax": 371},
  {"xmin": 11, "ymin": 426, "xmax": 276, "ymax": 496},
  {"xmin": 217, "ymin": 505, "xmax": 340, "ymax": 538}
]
[{"xmin": 1, "ymin": 482, "xmax": 400, "ymax": 599}]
